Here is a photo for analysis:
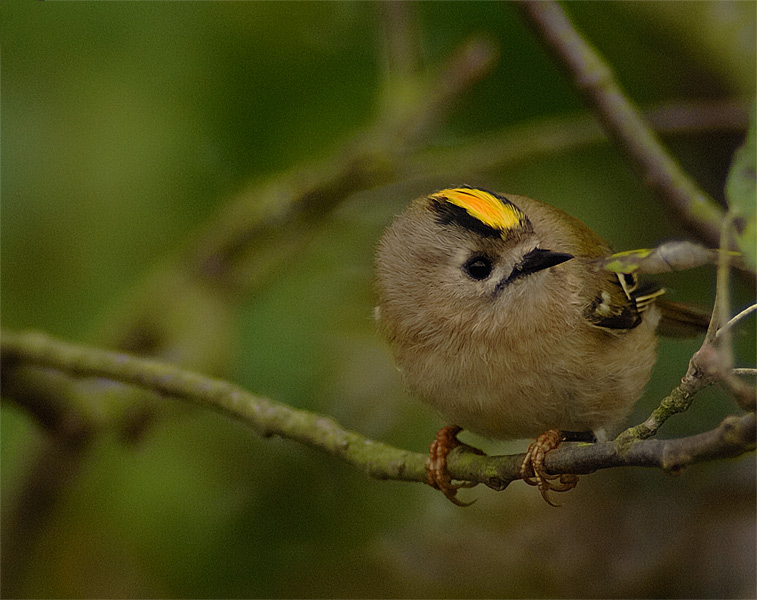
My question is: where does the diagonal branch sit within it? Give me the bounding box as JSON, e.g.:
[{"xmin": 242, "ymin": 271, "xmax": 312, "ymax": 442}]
[
  {"xmin": 514, "ymin": 0, "xmax": 726, "ymax": 247},
  {"xmin": 2, "ymin": 329, "xmax": 753, "ymax": 495}
]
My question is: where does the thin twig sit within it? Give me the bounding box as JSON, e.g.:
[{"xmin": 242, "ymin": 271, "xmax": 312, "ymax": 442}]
[
  {"xmin": 708, "ymin": 215, "xmax": 736, "ymax": 345},
  {"xmin": 514, "ymin": 0, "xmax": 726, "ymax": 246},
  {"xmin": 706, "ymin": 216, "xmax": 756, "ymax": 410},
  {"xmin": 715, "ymin": 302, "xmax": 757, "ymax": 343},
  {"xmin": 734, "ymin": 368, "xmax": 757, "ymax": 378}
]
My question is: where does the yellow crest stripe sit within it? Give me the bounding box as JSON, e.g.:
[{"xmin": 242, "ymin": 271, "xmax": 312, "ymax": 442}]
[{"xmin": 432, "ymin": 187, "xmax": 525, "ymax": 232}]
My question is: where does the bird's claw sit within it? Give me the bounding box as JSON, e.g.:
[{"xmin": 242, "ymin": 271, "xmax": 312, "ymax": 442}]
[
  {"xmin": 520, "ymin": 429, "xmax": 579, "ymax": 506},
  {"xmin": 427, "ymin": 425, "xmax": 480, "ymax": 506}
]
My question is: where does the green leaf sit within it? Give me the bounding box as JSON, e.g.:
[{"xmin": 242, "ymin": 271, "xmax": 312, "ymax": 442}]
[{"xmin": 725, "ymin": 105, "xmax": 757, "ymax": 271}]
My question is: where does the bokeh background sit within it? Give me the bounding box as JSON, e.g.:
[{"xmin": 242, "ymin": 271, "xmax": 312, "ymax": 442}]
[{"xmin": 2, "ymin": 2, "xmax": 755, "ymax": 598}]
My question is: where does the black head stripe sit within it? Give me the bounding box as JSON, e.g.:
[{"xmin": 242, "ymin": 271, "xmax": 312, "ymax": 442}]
[{"xmin": 430, "ymin": 197, "xmax": 503, "ymax": 239}]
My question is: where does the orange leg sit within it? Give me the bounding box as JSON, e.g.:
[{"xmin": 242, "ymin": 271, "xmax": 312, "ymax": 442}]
[
  {"xmin": 520, "ymin": 429, "xmax": 579, "ymax": 507},
  {"xmin": 427, "ymin": 425, "xmax": 479, "ymax": 506}
]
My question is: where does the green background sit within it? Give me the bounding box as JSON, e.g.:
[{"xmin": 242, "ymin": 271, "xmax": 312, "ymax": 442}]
[{"xmin": 2, "ymin": 2, "xmax": 755, "ymax": 598}]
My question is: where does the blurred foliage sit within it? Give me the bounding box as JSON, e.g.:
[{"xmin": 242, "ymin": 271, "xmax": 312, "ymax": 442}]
[
  {"xmin": 726, "ymin": 108, "xmax": 757, "ymax": 270},
  {"xmin": 1, "ymin": 2, "xmax": 755, "ymax": 598}
]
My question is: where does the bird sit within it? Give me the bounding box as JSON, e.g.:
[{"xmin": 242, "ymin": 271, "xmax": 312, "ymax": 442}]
[{"xmin": 375, "ymin": 186, "xmax": 707, "ymax": 505}]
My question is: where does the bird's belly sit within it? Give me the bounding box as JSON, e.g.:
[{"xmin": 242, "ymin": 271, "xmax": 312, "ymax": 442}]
[{"xmin": 402, "ymin": 333, "xmax": 654, "ymax": 440}]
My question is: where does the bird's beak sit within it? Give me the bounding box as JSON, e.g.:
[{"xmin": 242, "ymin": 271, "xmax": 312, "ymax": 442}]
[
  {"xmin": 504, "ymin": 248, "xmax": 573, "ymax": 286},
  {"xmin": 519, "ymin": 248, "xmax": 573, "ymax": 276}
]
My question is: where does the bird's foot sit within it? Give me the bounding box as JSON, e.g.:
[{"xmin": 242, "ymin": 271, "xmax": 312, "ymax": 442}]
[
  {"xmin": 520, "ymin": 429, "xmax": 579, "ymax": 507},
  {"xmin": 427, "ymin": 425, "xmax": 480, "ymax": 507}
]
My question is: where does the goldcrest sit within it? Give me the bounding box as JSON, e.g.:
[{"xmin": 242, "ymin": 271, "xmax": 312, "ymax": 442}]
[{"xmin": 375, "ymin": 187, "xmax": 703, "ymax": 505}]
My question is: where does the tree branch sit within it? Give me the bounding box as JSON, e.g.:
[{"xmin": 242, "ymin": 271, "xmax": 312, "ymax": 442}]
[
  {"xmin": 2, "ymin": 329, "xmax": 753, "ymax": 496},
  {"xmin": 406, "ymin": 98, "xmax": 750, "ymax": 181},
  {"xmin": 1, "ymin": 330, "xmax": 429, "ymax": 482},
  {"xmin": 514, "ymin": 0, "xmax": 727, "ymax": 247}
]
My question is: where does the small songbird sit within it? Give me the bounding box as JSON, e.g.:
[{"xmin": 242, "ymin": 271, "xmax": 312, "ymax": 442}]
[{"xmin": 375, "ymin": 186, "xmax": 707, "ymax": 505}]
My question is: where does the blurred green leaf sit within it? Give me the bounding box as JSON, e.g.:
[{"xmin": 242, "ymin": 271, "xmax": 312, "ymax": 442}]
[{"xmin": 725, "ymin": 105, "xmax": 757, "ymax": 270}]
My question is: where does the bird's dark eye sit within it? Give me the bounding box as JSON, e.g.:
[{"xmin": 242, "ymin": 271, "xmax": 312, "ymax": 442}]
[{"xmin": 463, "ymin": 255, "xmax": 493, "ymax": 280}]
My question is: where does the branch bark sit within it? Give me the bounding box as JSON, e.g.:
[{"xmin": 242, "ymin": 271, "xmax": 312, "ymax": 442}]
[{"xmin": 2, "ymin": 330, "xmax": 753, "ymax": 495}]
